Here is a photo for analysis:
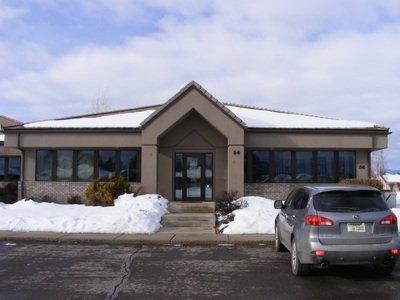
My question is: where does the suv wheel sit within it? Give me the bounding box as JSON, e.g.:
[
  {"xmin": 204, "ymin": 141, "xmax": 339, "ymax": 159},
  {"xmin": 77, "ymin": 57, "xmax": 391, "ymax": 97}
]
[
  {"xmin": 275, "ymin": 225, "xmax": 285, "ymax": 252},
  {"xmin": 291, "ymin": 239, "xmax": 310, "ymax": 276},
  {"xmin": 373, "ymin": 261, "xmax": 396, "ymax": 275}
]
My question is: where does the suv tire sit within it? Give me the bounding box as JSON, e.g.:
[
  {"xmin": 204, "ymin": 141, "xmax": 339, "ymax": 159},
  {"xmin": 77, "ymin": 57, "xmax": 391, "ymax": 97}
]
[
  {"xmin": 373, "ymin": 261, "xmax": 396, "ymax": 275},
  {"xmin": 291, "ymin": 239, "xmax": 310, "ymax": 276},
  {"xmin": 275, "ymin": 225, "xmax": 285, "ymax": 252}
]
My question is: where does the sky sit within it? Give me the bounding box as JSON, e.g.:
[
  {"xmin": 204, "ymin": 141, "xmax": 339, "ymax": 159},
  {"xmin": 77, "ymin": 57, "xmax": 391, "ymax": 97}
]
[{"xmin": 0, "ymin": 0, "xmax": 399, "ymax": 169}]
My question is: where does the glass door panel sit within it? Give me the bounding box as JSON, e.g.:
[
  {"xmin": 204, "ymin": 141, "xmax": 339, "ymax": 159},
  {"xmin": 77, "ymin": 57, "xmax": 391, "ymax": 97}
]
[{"xmin": 174, "ymin": 153, "xmax": 213, "ymax": 201}]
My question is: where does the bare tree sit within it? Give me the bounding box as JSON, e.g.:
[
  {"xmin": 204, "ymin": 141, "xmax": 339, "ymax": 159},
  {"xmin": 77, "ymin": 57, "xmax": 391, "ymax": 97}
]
[
  {"xmin": 371, "ymin": 150, "xmax": 387, "ymax": 177},
  {"xmin": 90, "ymin": 92, "xmax": 111, "ymax": 113}
]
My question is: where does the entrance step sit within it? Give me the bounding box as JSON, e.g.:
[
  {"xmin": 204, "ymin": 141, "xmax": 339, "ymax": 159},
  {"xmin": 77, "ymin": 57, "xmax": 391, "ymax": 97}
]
[
  {"xmin": 158, "ymin": 227, "xmax": 215, "ymax": 234},
  {"xmin": 161, "ymin": 213, "xmax": 215, "ymax": 228},
  {"xmin": 168, "ymin": 202, "xmax": 215, "ymax": 213}
]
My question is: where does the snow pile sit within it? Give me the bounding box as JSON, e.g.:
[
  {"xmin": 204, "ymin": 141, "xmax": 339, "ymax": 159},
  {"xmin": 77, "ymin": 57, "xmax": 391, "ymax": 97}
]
[
  {"xmin": 383, "ymin": 173, "xmax": 400, "ymax": 183},
  {"xmin": 392, "ymin": 208, "xmax": 400, "ymax": 231},
  {"xmin": 220, "ymin": 196, "xmax": 278, "ymax": 234},
  {"xmin": 23, "ymin": 109, "xmax": 155, "ymax": 128},
  {"xmin": 0, "ymin": 134, "xmax": 4, "ymax": 142},
  {"xmin": 0, "ymin": 194, "xmax": 168, "ymax": 234}
]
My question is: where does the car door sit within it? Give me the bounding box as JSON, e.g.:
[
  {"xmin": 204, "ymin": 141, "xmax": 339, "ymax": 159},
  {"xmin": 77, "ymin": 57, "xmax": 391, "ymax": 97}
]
[
  {"xmin": 279, "ymin": 189, "xmax": 298, "ymax": 247},
  {"xmin": 288, "ymin": 189, "xmax": 310, "ymax": 236}
]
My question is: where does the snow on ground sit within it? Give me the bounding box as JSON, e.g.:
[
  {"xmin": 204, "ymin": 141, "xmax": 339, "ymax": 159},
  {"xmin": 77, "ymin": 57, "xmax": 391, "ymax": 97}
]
[
  {"xmin": 23, "ymin": 109, "xmax": 155, "ymax": 128},
  {"xmin": 220, "ymin": 195, "xmax": 400, "ymax": 234},
  {"xmin": 383, "ymin": 173, "xmax": 400, "ymax": 183},
  {"xmin": 220, "ymin": 196, "xmax": 278, "ymax": 234},
  {"xmin": 0, "ymin": 194, "xmax": 168, "ymax": 234}
]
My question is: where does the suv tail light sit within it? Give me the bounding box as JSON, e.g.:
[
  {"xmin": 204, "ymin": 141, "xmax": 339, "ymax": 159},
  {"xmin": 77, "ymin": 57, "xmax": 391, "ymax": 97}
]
[
  {"xmin": 379, "ymin": 214, "xmax": 397, "ymax": 225},
  {"xmin": 305, "ymin": 215, "xmax": 334, "ymax": 226}
]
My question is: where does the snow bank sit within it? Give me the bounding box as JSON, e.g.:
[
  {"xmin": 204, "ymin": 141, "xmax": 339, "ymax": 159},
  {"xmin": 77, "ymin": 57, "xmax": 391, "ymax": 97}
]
[
  {"xmin": 392, "ymin": 208, "xmax": 400, "ymax": 231},
  {"xmin": 220, "ymin": 196, "xmax": 278, "ymax": 234},
  {"xmin": 383, "ymin": 173, "xmax": 400, "ymax": 183},
  {"xmin": 0, "ymin": 194, "xmax": 168, "ymax": 234}
]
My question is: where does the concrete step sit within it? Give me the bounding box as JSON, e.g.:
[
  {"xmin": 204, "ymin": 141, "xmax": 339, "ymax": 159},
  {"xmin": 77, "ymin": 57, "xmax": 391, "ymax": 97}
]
[
  {"xmin": 168, "ymin": 202, "xmax": 215, "ymax": 213},
  {"xmin": 158, "ymin": 227, "xmax": 216, "ymax": 234},
  {"xmin": 162, "ymin": 213, "xmax": 215, "ymax": 228}
]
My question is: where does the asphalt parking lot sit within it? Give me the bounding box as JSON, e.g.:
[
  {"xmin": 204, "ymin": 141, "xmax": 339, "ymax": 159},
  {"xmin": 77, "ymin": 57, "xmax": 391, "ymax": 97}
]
[{"xmin": 0, "ymin": 242, "xmax": 399, "ymax": 299}]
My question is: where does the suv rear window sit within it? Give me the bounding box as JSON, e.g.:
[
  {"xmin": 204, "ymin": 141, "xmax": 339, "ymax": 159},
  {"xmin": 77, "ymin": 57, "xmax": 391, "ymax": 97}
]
[{"xmin": 313, "ymin": 190, "xmax": 388, "ymax": 213}]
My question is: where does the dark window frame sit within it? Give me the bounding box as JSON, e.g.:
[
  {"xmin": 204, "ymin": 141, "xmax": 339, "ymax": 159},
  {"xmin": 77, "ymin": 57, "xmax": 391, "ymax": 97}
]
[
  {"xmin": 245, "ymin": 149, "xmax": 357, "ymax": 184},
  {"xmin": 35, "ymin": 148, "xmax": 141, "ymax": 182},
  {"xmin": 0, "ymin": 156, "xmax": 21, "ymax": 181}
]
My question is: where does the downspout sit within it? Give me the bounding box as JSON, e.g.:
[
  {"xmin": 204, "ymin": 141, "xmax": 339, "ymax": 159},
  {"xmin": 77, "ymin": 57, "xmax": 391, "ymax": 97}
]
[{"xmin": 17, "ymin": 132, "xmax": 25, "ymax": 199}]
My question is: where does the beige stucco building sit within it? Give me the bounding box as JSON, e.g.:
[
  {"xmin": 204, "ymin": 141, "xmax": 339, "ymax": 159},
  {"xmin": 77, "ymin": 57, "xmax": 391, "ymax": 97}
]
[{"xmin": 3, "ymin": 82, "xmax": 389, "ymax": 203}]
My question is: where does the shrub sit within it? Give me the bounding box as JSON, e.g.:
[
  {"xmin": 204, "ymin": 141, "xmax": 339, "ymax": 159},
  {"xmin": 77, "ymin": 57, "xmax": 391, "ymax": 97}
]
[
  {"xmin": 67, "ymin": 195, "xmax": 82, "ymax": 204},
  {"xmin": 339, "ymin": 178, "xmax": 383, "ymax": 190},
  {"xmin": 215, "ymin": 190, "xmax": 240, "ymax": 216},
  {"xmin": 215, "ymin": 191, "xmax": 241, "ymax": 233},
  {"xmin": 85, "ymin": 177, "xmax": 132, "ymax": 206},
  {"xmin": 0, "ymin": 182, "xmax": 18, "ymax": 204}
]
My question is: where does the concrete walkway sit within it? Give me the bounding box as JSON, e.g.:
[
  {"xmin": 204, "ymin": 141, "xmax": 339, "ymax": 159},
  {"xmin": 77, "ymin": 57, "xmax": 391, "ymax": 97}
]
[{"xmin": 0, "ymin": 230, "xmax": 274, "ymax": 246}]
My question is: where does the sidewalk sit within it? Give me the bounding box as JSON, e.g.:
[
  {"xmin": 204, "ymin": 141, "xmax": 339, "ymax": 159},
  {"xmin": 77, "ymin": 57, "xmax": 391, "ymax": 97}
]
[{"xmin": 0, "ymin": 231, "xmax": 274, "ymax": 246}]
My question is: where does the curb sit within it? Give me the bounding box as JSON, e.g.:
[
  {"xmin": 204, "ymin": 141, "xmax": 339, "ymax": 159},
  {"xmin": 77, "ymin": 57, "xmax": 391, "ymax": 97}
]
[{"xmin": 0, "ymin": 231, "xmax": 275, "ymax": 246}]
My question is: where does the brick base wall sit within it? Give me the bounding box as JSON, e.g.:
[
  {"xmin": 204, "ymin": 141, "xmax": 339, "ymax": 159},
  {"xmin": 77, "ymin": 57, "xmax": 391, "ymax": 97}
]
[
  {"xmin": 21, "ymin": 181, "xmax": 141, "ymax": 204},
  {"xmin": 245, "ymin": 183, "xmax": 303, "ymax": 200}
]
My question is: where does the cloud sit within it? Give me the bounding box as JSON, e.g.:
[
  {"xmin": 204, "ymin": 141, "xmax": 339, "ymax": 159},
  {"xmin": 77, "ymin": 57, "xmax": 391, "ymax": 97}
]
[
  {"xmin": 0, "ymin": 1, "xmax": 27, "ymax": 28},
  {"xmin": 0, "ymin": 1, "xmax": 399, "ymax": 166}
]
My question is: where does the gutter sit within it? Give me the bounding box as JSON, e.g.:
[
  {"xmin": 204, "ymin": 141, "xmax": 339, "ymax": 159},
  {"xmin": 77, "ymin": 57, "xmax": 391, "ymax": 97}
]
[
  {"xmin": 17, "ymin": 132, "xmax": 24, "ymax": 199},
  {"xmin": 246, "ymin": 127, "xmax": 391, "ymax": 135}
]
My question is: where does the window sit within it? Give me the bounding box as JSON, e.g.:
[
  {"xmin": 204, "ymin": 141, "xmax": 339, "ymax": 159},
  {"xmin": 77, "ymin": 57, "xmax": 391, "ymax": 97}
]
[
  {"xmin": 338, "ymin": 151, "xmax": 356, "ymax": 179},
  {"xmin": 317, "ymin": 151, "xmax": 335, "ymax": 183},
  {"xmin": 57, "ymin": 150, "xmax": 73, "ymax": 181},
  {"xmin": 36, "ymin": 150, "xmax": 54, "ymax": 181},
  {"xmin": 205, "ymin": 153, "xmax": 213, "ymax": 201},
  {"xmin": 98, "ymin": 150, "xmax": 116, "ymax": 180},
  {"xmin": 0, "ymin": 158, "xmax": 5, "ymax": 181},
  {"xmin": 77, "ymin": 150, "xmax": 95, "ymax": 181},
  {"xmin": 296, "ymin": 152, "xmax": 313, "ymax": 182},
  {"xmin": 247, "ymin": 151, "xmax": 270, "ymax": 183},
  {"xmin": 120, "ymin": 150, "xmax": 140, "ymax": 182},
  {"xmin": 313, "ymin": 191, "xmax": 387, "ymax": 213},
  {"xmin": 274, "ymin": 151, "xmax": 292, "ymax": 182},
  {"xmin": 292, "ymin": 190, "xmax": 309, "ymax": 210},
  {"xmin": 7, "ymin": 157, "xmax": 21, "ymax": 181},
  {"xmin": 244, "ymin": 149, "xmax": 358, "ymax": 184}
]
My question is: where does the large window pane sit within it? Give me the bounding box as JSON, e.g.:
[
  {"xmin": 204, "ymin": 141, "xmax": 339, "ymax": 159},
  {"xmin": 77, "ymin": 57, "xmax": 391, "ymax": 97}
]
[
  {"xmin": 0, "ymin": 158, "xmax": 5, "ymax": 181},
  {"xmin": 99, "ymin": 150, "xmax": 116, "ymax": 180},
  {"xmin": 77, "ymin": 150, "xmax": 94, "ymax": 181},
  {"xmin": 120, "ymin": 150, "xmax": 139, "ymax": 182},
  {"xmin": 7, "ymin": 157, "xmax": 21, "ymax": 181},
  {"xmin": 205, "ymin": 153, "xmax": 213, "ymax": 201},
  {"xmin": 250, "ymin": 151, "xmax": 270, "ymax": 183},
  {"xmin": 317, "ymin": 151, "xmax": 335, "ymax": 182},
  {"xmin": 274, "ymin": 151, "xmax": 292, "ymax": 182},
  {"xmin": 36, "ymin": 150, "xmax": 53, "ymax": 181},
  {"xmin": 57, "ymin": 150, "xmax": 73, "ymax": 181},
  {"xmin": 296, "ymin": 152, "xmax": 313, "ymax": 182},
  {"xmin": 338, "ymin": 151, "xmax": 356, "ymax": 179}
]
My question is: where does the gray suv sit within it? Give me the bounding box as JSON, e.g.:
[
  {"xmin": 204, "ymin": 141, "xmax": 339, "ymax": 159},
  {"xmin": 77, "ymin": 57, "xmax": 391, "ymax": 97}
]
[{"xmin": 274, "ymin": 185, "xmax": 399, "ymax": 276}]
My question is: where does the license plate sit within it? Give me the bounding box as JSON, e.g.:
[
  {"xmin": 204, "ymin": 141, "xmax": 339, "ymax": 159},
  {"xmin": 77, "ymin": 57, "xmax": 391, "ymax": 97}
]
[{"xmin": 347, "ymin": 223, "xmax": 366, "ymax": 233}]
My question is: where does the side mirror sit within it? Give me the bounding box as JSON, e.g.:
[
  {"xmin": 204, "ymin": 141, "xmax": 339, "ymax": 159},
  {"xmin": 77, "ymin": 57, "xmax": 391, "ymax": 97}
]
[{"xmin": 274, "ymin": 200, "xmax": 284, "ymax": 210}]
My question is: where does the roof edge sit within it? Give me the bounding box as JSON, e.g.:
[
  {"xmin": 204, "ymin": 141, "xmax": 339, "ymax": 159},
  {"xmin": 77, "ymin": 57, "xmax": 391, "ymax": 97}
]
[{"xmin": 140, "ymin": 81, "xmax": 246, "ymax": 128}]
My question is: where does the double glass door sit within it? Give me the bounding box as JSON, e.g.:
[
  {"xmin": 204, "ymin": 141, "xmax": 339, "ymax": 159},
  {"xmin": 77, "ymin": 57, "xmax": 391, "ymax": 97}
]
[{"xmin": 174, "ymin": 153, "xmax": 213, "ymax": 201}]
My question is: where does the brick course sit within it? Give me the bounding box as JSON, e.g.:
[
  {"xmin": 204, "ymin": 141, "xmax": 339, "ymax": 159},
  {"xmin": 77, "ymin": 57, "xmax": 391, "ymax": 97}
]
[
  {"xmin": 245, "ymin": 183, "xmax": 303, "ymax": 200},
  {"xmin": 21, "ymin": 181, "xmax": 141, "ymax": 204}
]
